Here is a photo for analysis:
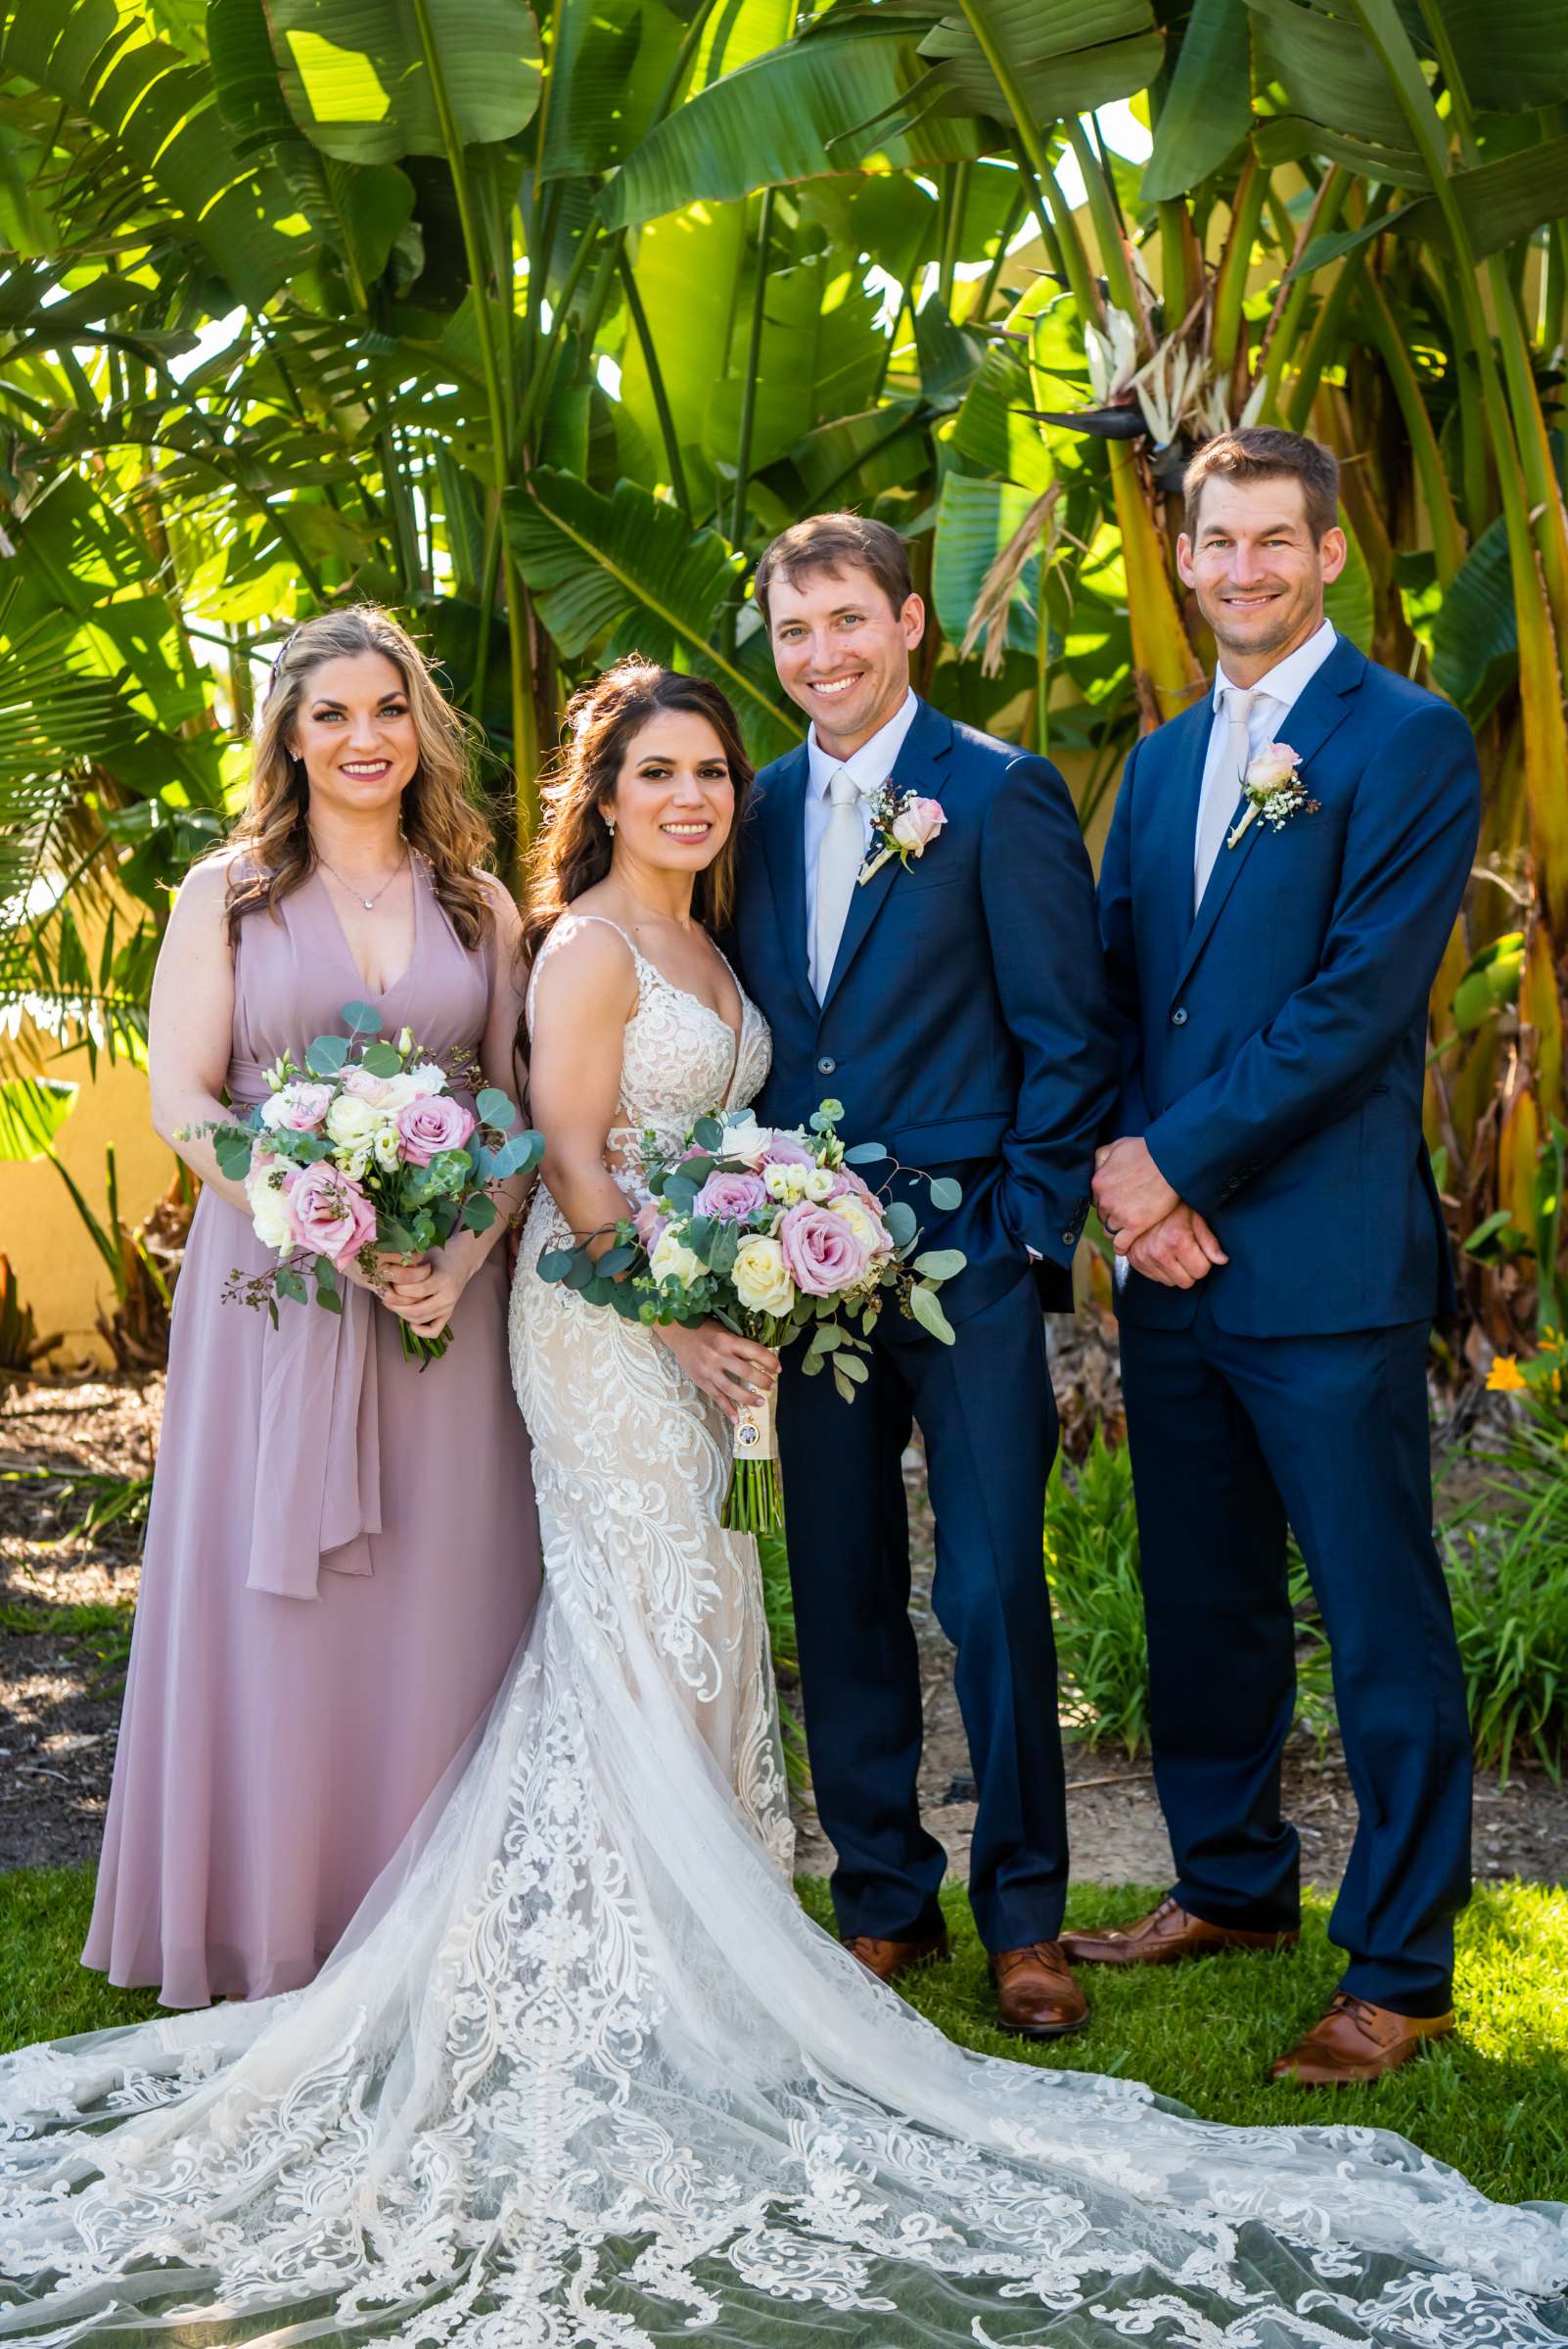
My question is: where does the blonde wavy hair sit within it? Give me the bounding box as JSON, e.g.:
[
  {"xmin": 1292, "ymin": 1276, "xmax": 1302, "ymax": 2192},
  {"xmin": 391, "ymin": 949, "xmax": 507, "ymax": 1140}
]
[
  {"xmin": 520, "ymin": 659, "xmax": 754, "ymax": 975},
  {"xmin": 222, "ymin": 606, "xmax": 494, "ymax": 948}
]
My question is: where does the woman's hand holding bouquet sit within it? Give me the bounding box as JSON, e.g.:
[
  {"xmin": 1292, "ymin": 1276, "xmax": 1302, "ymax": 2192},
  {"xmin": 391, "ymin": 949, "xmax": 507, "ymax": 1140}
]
[
  {"xmin": 538, "ymin": 1100, "xmax": 965, "ymax": 1531},
  {"xmin": 191, "ymin": 998, "xmax": 542, "ymax": 1364}
]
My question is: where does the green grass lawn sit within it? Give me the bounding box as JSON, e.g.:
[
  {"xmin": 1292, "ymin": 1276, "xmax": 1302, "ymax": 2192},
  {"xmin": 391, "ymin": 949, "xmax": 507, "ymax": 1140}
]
[{"xmin": 5, "ymin": 1867, "xmax": 1565, "ymax": 2204}]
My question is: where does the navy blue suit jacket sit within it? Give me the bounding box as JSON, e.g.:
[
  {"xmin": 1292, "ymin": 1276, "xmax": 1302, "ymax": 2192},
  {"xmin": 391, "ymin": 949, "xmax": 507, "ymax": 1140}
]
[
  {"xmin": 733, "ymin": 698, "xmax": 1118, "ymax": 1321},
  {"xmin": 1098, "ymin": 637, "xmax": 1480, "ymax": 1336}
]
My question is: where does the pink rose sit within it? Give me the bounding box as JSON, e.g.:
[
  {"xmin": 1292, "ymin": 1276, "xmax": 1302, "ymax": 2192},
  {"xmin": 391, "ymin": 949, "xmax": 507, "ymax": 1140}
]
[
  {"xmin": 828, "ymin": 1165, "xmax": 876, "ymax": 1203},
  {"xmin": 259, "ymin": 1081, "xmax": 333, "ymax": 1133},
  {"xmin": 694, "ymin": 1171, "xmax": 768, "ymax": 1221},
  {"xmin": 890, "ymin": 796, "xmax": 946, "ymax": 856},
  {"xmin": 777, "ymin": 1202, "xmax": 869, "ymax": 1297},
  {"xmin": 634, "ymin": 1198, "xmax": 669, "ymax": 1252},
  {"xmin": 761, "ymin": 1131, "xmax": 816, "ymax": 1170},
  {"xmin": 288, "ymin": 1162, "xmax": 379, "ymax": 1270},
  {"xmin": 395, "ymin": 1094, "xmax": 476, "ymax": 1166}
]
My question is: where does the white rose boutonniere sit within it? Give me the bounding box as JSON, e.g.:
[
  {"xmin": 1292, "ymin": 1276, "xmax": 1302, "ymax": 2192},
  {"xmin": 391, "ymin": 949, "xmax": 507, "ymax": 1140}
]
[{"xmin": 1227, "ymin": 741, "xmax": 1320, "ymax": 851}]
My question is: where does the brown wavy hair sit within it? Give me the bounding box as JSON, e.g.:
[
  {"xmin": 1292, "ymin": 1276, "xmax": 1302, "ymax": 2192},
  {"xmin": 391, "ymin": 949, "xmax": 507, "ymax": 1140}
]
[
  {"xmin": 520, "ymin": 659, "xmax": 755, "ymax": 975},
  {"xmin": 221, "ymin": 606, "xmax": 494, "ymax": 947}
]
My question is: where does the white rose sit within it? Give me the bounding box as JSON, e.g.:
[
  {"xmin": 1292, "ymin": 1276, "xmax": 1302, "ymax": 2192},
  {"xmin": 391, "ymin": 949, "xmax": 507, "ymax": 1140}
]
[
  {"xmin": 650, "ymin": 1225, "xmax": 707, "ymax": 1288},
  {"xmin": 802, "ymin": 1165, "xmax": 836, "ymax": 1201},
  {"xmin": 717, "ymin": 1114, "xmax": 769, "ymax": 1168},
  {"xmin": 829, "ymin": 1193, "xmax": 892, "ymax": 1259},
  {"xmin": 763, "ymin": 1163, "xmax": 809, "ymax": 1205},
  {"xmin": 405, "ymin": 1061, "xmax": 448, "ymax": 1099},
  {"xmin": 325, "ymin": 1092, "xmax": 381, "ymax": 1149},
  {"xmin": 247, "ymin": 1165, "xmax": 296, "ymax": 1254},
  {"xmin": 1245, "ymin": 741, "xmax": 1300, "ymax": 796},
  {"xmin": 732, "ymin": 1235, "xmax": 796, "ymax": 1317}
]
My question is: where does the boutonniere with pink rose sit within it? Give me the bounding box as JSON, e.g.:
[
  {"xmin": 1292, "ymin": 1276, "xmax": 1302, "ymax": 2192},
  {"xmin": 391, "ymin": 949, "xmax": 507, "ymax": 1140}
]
[
  {"xmin": 1226, "ymin": 742, "xmax": 1321, "ymax": 851},
  {"xmin": 858, "ymin": 784, "xmax": 947, "ymax": 886}
]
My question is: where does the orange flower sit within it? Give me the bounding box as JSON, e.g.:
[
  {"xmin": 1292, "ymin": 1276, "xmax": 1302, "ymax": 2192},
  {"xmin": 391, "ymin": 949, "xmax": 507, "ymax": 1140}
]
[{"xmin": 1486, "ymin": 1354, "xmax": 1529, "ymax": 1393}]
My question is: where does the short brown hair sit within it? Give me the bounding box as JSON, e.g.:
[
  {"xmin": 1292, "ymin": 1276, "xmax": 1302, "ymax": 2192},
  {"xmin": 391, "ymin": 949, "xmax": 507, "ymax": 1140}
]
[
  {"xmin": 753, "ymin": 512, "xmax": 913, "ymax": 629},
  {"xmin": 1183, "ymin": 428, "xmax": 1340, "ymax": 542}
]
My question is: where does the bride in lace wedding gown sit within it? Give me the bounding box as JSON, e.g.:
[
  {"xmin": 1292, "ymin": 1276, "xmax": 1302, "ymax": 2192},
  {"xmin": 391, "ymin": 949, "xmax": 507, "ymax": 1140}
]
[{"xmin": 2, "ymin": 663, "xmax": 1565, "ymax": 2349}]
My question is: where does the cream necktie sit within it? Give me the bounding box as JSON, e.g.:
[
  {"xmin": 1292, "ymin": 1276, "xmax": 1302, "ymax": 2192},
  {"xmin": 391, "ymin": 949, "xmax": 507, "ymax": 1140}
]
[
  {"xmin": 811, "ymin": 768, "xmax": 864, "ymax": 998},
  {"xmin": 1194, "ymin": 685, "xmax": 1256, "ymax": 909}
]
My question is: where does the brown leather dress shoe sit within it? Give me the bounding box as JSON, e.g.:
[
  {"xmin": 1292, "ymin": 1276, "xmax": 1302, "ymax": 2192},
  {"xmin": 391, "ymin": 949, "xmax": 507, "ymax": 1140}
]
[
  {"xmin": 1269, "ymin": 1993, "xmax": 1454, "ymax": 2086},
  {"xmin": 842, "ymin": 1929, "xmax": 950, "ymax": 1985},
  {"xmin": 991, "ymin": 1942, "xmax": 1089, "ymax": 2039},
  {"xmin": 1060, "ymin": 1895, "xmax": 1298, "ymax": 1967}
]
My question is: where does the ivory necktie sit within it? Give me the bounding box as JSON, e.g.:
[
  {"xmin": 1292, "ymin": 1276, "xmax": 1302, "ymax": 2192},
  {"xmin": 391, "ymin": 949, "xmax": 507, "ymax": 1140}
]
[
  {"xmin": 1194, "ymin": 685, "xmax": 1257, "ymax": 909},
  {"xmin": 810, "ymin": 768, "xmax": 864, "ymax": 998}
]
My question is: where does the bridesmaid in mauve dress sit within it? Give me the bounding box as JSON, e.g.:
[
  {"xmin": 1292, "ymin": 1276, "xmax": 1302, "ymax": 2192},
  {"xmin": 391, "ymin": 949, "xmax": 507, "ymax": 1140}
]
[{"xmin": 84, "ymin": 606, "xmax": 541, "ymax": 2007}]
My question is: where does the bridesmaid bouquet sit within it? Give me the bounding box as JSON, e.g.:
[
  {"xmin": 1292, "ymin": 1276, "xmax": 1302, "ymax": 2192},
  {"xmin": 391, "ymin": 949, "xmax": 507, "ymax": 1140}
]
[
  {"xmin": 198, "ymin": 999, "xmax": 542, "ymax": 1365},
  {"xmin": 538, "ymin": 1100, "xmax": 964, "ymax": 1533}
]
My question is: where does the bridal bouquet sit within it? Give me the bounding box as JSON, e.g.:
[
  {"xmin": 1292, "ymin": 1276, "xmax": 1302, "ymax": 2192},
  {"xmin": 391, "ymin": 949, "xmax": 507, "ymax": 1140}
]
[
  {"xmin": 195, "ymin": 999, "xmax": 542, "ymax": 1365},
  {"xmin": 538, "ymin": 1099, "xmax": 964, "ymax": 1532}
]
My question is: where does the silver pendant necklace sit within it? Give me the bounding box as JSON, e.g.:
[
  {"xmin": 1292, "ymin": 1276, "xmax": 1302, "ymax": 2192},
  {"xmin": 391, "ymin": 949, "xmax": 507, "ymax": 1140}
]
[{"xmin": 316, "ymin": 849, "xmax": 406, "ymax": 911}]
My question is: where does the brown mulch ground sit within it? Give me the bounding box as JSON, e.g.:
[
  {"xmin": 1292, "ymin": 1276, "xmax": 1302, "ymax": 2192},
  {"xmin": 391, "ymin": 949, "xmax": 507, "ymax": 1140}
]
[{"xmin": 4, "ymin": 1364, "xmax": 1565, "ymax": 1890}]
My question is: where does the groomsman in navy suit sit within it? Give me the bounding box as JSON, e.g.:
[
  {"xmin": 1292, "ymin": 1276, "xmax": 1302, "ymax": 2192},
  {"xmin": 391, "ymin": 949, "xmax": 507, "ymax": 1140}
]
[
  {"xmin": 1074, "ymin": 428, "xmax": 1479, "ymax": 2084},
  {"xmin": 732, "ymin": 514, "xmax": 1118, "ymax": 2036}
]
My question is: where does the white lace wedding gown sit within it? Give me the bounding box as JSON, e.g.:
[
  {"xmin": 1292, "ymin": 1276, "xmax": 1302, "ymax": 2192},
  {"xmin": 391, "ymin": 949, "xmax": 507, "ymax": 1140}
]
[{"xmin": 2, "ymin": 920, "xmax": 1565, "ymax": 2348}]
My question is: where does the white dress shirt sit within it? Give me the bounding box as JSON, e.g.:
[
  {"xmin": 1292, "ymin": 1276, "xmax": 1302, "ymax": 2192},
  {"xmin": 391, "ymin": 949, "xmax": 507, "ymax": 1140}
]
[
  {"xmin": 1194, "ymin": 620, "xmax": 1337, "ymax": 907},
  {"xmin": 803, "ymin": 688, "xmax": 920, "ymax": 934}
]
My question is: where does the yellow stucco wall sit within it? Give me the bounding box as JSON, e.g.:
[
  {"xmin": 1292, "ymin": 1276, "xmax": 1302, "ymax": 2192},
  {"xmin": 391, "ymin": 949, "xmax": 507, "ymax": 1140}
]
[{"xmin": 0, "ymin": 1053, "xmax": 176, "ymax": 1366}]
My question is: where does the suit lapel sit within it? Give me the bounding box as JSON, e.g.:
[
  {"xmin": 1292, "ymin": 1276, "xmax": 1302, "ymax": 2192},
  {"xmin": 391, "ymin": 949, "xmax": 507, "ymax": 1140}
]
[
  {"xmin": 757, "ymin": 746, "xmax": 817, "ymax": 1023},
  {"xmin": 818, "ymin": 699, "xmax": 953, "ymax": 1018},
  {"xmin": 1169, "ymin": 636, "xmax": 1366, "ymax": 1004}
]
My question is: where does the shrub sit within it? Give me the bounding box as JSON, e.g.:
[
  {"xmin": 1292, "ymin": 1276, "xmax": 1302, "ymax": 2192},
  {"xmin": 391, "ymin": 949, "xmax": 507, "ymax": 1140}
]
[{"xmin": 1441, "ymin": 1418, "xmax": 1568, "ymax": 1783}]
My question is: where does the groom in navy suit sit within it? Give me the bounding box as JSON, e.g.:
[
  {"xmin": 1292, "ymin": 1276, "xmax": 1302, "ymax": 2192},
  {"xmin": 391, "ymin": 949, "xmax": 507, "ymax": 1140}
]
[
  {"xmin": 732, "ymin": 513, "xmax": 1117, "ymax": 2036},
  {"xmin": 1073, "ymin": 428, "xmax": 1479, "ymax": 2084}
]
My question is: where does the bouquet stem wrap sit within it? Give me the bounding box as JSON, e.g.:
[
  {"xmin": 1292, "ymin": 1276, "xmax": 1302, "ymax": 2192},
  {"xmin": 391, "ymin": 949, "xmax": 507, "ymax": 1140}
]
[{"xmin": 722, "ymin": 1385, "xmax": 783, "ymax": 1535}]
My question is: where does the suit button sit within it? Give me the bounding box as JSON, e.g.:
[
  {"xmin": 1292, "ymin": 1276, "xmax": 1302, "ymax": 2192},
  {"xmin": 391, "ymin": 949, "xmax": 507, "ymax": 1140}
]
[
  {"xmin": 1061, "ymin": 1230, "xmax": 1076, "ymax": 1246},
  {"xmin": 817, "ymin": 1056, "xmax": 836, "ymax": 1075},
  {"xmin": 1171, "ymin": 1006, "xmax": 1188, "ymax": 1027}
]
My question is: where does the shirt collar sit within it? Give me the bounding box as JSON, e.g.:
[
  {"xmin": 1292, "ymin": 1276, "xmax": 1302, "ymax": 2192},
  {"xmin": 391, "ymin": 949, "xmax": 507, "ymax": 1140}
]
[
  {"xmin": 807, "ymin": 689, "xmax": 920, "ymax": 801},
  {"xmin": 1213, "ymin": 618, "xmax": 1337, "ymax": 714}
]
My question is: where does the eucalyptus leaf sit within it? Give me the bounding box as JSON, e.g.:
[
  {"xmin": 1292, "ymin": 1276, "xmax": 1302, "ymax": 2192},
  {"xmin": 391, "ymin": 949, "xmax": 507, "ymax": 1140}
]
[
  {"xmin": 359, "ymin": 1040, "xmax": 402, "ymax": 1077},
  {"xmin": 693, "ymin": 1115, "xmax": 724, "ymax": 1151},
  {"xmin": 276, "ymin": 1264, "xmax": 307, "ymax": 1305},
  {"xmin": 912, "ymin": 1248, "xmax": 965, "ymax": 1280},
  {"xmin": 340, "ymin": 999, "xmax": 382, "ymax": 1035},
  {"xmin": 909, "ymin": 1283, "xmax": 956, "ymax": 1344},
  {"xmin": 305, "ymin": 1034, "xmax": 349, "ymax": 1076},
  {"xmin": 842, "ymin": 1141, "xmax": 887, "ymax": 1165},
  {"xmin": 599, "ymin": 1242, "xmax": 638, "ymax": 1276},
  {"xmin": 537, "ymin": 1248, "xmax": 579, "ymax": 1282},
  {"xmin": 885, "ymin": 1200, "xmax": 918, "ymax": 1248},
  {"xmin": 476, "ymin": 1085, "xmax": 516, "ymax": 1128},
  {"xmin": 215, "ymin": 1129, "xmax": 256, "ymax": 1182},
  {"xmin": 927, "ymin": 1176, "xmax": 962, "ymax": 1212},
  {"xmin": 461, "ymin": 1192, "xmax": 498, "ymax": 1232},
  {"xmin": 836, "ymin": 1352, "xmax": 868, "ymax": 1384}
]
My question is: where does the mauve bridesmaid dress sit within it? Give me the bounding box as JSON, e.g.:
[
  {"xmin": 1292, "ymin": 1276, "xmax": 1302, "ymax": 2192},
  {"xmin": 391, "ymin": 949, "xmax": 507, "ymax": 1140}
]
[{"xmin": 82, "ymin": 859, "xmax": 541, "ymax": 2007}]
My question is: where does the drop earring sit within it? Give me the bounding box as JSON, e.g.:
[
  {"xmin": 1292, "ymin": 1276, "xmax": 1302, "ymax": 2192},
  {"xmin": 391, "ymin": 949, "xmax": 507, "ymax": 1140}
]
[{"xmin": 603, "ymin": 812, "xmax": 617, "ymax": 837}]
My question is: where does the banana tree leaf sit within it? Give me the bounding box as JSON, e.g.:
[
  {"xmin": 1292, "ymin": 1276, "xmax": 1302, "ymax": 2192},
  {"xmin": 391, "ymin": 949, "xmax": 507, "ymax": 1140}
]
[
  {"xmin": 1285, "ymin": 198, "xmax": 1423, "ymax": 280},
  {"xmin": 1401, "ymin": 133, "xmax": 1568, "ymax": 262},
  {"xmin": 503, "ymin": 469, "xmax": 802, "ymax": 762},
  {"xmin": 912, "ymin": 296, "xmax": 983, "ymax": 411},
  {"xmin": 0, "ymin": 1077, "xmax": 77, "ymax": 1162},
  {"xmin": 541, "ymin": 0, "xmax": 690, "ymax": 180},
  {"xmin": 914, "ymin": 0, "xmax": 1164, "ymax": 125},
  {"xmin": 598, "ymin": 24, "xmax": 985, "ymax": 231},
  {"xmin": 797, "ymin": 172, "xmax": 937, "ymax": 293},
  {"xmin": 1431, "ymin": 515, "xmax": 1518, "ymax": 718},
  {"xmin": 267, "ymin": 0, "xmax": 542, "ymax": 164},
  {"xmin": 1142, "ymin": 0, "xmax": 1254, "ymax": 200},
  {"xmin": 1436, "ymin": 0, "xmax": 1568, "ymax": 109},
  {"xmin": 1322, "ymin": 518, "xmax": 1374, "ymax": 653},
  {"xmin": 704, "ymin": 258, "xmax": 887, "ymax": 478},
  {"xmin": 0, "ymin": 1, "xmax": 304, "ymax": 304},
  {"xmin": 783, "ymin": 401, "xmax": 930, "ymax": 508},
  {"xmin": 931, "ymin": 473, "xmax": 1045, "ymax": 655},
  {"xmin": 619, "ymin": 201, "xmax": 746, "ymax": 489},
  {"xmin": 1244, "ymin": 0, "xmax": 1429, "ymax": 187},
  {"xmin": 951, "ymin": 343, "xmax": 1056, "ymax": 493}
]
